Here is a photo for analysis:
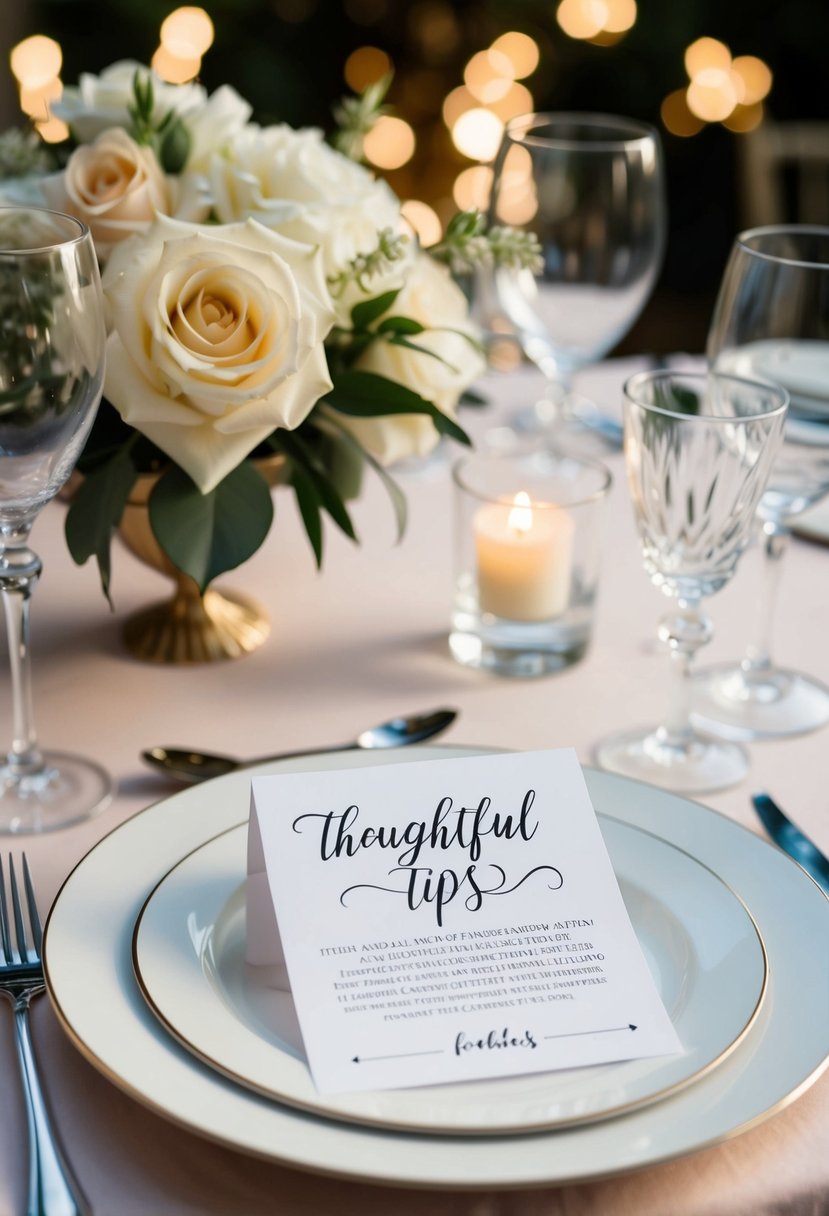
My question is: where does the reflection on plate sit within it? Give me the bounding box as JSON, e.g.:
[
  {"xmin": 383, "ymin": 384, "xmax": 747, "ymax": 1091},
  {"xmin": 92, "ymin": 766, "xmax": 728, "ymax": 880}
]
[
  {"xmin": 43, "ymin": 750, "xmax": 829, "ymax": 1190},
  {"xmin": 793, "ymin": 497, "xmax": 829, "ymax": 544},
  {"xmin": 133, "ymin": 817, "xmax": 766, "ymax": 1135}
]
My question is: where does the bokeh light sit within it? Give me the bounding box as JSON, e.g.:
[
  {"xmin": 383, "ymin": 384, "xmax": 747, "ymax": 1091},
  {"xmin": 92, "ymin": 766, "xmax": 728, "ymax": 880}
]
[
  {"xmin": 731, "ymin": 56, "xmax": 773, "ymax": 105},
  {"xmin": 151, "ymin": 45, "xmax": 202, "ymax": 84},
  {"xmin": 453, "ymin": 164, "xmax": 494, "ymax": 211},
  {"xmin": 442, "ymin": 85, "xmax": 476, "ymax": 129},
  {"xmin": 687, "ymin": 68, "xmax": 739, "ymax": 123},
  {"xmin": 160, "ymin": 7, "xmax": 214, "ymax": 58},
  {"xmin": 451, "ymin": 108, "xmax": 505, "ymax": 162},
  {"xmin": 344, "ymin": 45, "xmax": 391, "ymax": 92},
  {"xmin": 36, "ymin": 116, "xmax": 69, "ymax": 143},
  {"xmin": 723, "ymin": 102, "xmax": 765, "ymax": 133},
  {"xmin": 684, "ymin": 36, "xmax": 731, "ymax": 78},
  {"xmin": 401, "ymin": 198, "xmax": 442, "ymax": 245},
  {"xmin": 10, "ymin": 35, "xmax": 62, "ymax": 88},
  {"xmin": 486, "ymin": 82, "xmax": 534, "ymax": 123},
  {"xmin": 557, "ymin": 0, "xmax": 609, "ymax": 41},
  {"xmin": 660, "ymin": 88, "xmax": 705, "ymax": 138},
  {"xmin": 363, "ymin": 114, "xmax": 416, "ymax": 169},
  {"xmin": 20, "ymin": 77, "xmax": 62, "ymax": 121},
  {"xmin": 489, "ymin": 32, "xmax": 540, "ymax": 79},
  {"xmin": 464, "ymin": 49, "xmax": 514, "ymax": 104}
]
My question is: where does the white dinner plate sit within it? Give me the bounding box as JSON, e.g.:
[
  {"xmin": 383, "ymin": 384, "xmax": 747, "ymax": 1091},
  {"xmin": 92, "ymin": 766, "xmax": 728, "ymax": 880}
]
[
  {"xmin": 44, "ymin": 749, "xmax": 829, "ymax": 1190},
  {"xmin": 133, "ymin": 816, "xmax": 766, "ymax": 1135}
]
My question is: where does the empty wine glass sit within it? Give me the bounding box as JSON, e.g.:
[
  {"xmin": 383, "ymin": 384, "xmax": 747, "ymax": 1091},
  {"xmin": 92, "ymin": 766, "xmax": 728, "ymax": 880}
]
[
  {"xmin": 487, "ymin": 112, "xmax": 666, "ymax": 437},
  {"xmin": 595, "ymin": 370, "xmax": 787, "ymax": 793},
  {"xmin": 0, "ymin": 207, "xmax": 110, "ymax": 832},
  {"xmin": 693, "ymin": 225, "xmax": 829, "ymax": 739}
]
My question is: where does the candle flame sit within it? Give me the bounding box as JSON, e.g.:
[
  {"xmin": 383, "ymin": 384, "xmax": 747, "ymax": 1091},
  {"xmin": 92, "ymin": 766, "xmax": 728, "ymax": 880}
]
[{"xmin": 508, "ymin": 491, "xmax": 533, "ymax": 534}]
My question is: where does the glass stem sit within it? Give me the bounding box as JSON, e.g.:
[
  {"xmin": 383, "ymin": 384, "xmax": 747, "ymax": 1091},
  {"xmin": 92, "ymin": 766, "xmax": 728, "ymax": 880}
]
[
  {"xmin": 657, "ymin": 598, "xmax": 712, "ymax": 749},
  {"xmin": 0, "ymin": 522, "xmax": 43, "ymax": 776},
  {"xmin": 742, "ymin": 519, "xmax": 789, "ymax": 675}
]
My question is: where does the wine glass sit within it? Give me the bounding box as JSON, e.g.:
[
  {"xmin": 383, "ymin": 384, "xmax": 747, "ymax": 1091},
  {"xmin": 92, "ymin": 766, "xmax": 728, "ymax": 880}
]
[
  {"xmin": 487, "ymin": 112, "xmax": 666, "ymax": 437},
  {"xmin": 693, "ymin": 225, "xmax": 829, "ymax": 739},
  {"xmin": 0, "ymin": 207, "xmax": 110, "ymax": 832},
  {"xmin": 595, "ymin": 370, "xmax": 787, "ymax": 793}
]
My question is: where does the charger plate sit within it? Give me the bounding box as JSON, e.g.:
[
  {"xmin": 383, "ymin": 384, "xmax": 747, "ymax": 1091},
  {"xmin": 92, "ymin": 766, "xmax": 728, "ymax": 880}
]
[
  {"xmin": 44, "ymin": 749, "xmax": 829, "ymax": 1190},
  {"xmin": 132, "ymin": 816, "xmax": 766, "ymax": 1135}
]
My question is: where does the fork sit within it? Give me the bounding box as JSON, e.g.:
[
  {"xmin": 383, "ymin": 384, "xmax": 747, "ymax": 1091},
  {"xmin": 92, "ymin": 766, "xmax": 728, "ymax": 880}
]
[{"xmin": 0, "ymin": 855, "xmax": 88, "ymax": 1216}]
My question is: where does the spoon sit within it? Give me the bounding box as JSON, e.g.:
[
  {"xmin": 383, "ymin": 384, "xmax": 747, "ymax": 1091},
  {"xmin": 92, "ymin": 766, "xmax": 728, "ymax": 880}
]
[
  {"xmin": 142, "ymin": 707, "xmax": 459, "ymax": 784},
  {"xmin": 751, "ymin": 792, "xmax": 829, "ymax": 894}
]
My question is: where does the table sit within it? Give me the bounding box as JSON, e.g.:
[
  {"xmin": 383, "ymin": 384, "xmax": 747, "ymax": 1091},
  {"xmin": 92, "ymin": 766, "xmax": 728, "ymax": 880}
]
[{"xmin": 2, "ymin": 357, "xmax": 828, "ymax": 1215}]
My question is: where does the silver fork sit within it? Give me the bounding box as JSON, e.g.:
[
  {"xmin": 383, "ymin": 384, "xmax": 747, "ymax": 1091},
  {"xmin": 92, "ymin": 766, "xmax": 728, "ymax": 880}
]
[{"xmin": 0, "ymin": 855, "xmax": 88, "ymax": 1216}]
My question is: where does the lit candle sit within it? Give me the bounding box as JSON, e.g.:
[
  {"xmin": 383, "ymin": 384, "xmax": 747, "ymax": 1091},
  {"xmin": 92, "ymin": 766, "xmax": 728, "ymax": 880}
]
[{"xmin": 474, "ymin": 491, "xmax": 574, "ymax": 621}]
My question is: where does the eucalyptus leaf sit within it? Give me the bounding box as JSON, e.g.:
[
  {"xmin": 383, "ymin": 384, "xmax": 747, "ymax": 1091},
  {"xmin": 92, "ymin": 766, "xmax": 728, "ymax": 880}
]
[
  {"xmin": 350, "ymin": 290, "xmax": 399, "ymax": 331},
  {"xmin": 149, "ymin": 462, "xmax": 274, "ymax": 594},
  {"xmin": 291, "ymin": 466, "xmax": 323, "ymax": 567},
  {"xmin": 377, "ymin": 316, "xmax": 425, "ymax": 335},
  {"xmin": 320, "ymin": 412, "xmax": 407, "ymax": 544},
  {"xmin": 64, "ymin": 446, "xmax": 138, "ymax": 606}
]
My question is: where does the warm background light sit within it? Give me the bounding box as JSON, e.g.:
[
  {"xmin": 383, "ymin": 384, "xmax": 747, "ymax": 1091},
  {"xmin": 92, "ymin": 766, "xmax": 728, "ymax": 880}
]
[
  {"xmin": 660, "ymin": 88, "xmax": 705, "ymax": 138},
  {"xmin": 36, "ymin": 116, "xmax": 70, "ymax": 144},
  {"xmin": 160, "ymin": 7, "xmax": 215, "ymax": 58},
  {"xmin": 442, "ymin": 85, "xmax": 475, "ymax": 129},
  {"xmin": 557, "ymin": 0, "xmax": 637, "ymax": 42},
  {"xmin": 489, "ymin": 32, "xmax": 540, "ymax": 79},
  {"xmin": 151, "ymin": 45, "xmax": 202, "ymax": 84},
  {"xmin": 362, "ymin": 114, "xmax": 416, "ymax": 169},
  {"xmin": 722, "ymin": 102, "xmax": 765, "ymax": 132},
  {"xmin": 452, "ymin": 164, "xmax": 493, "ymax": 211},
  {"xmin": 344, "ymin": 45, "xmax": 392, "ymax": 92},
  {"xmin": 684, "ymin": 36, "xmax": 731, "ymax": 78},
  {"xmin": 731, "ymin": 55, "xmax": 773, "ymax": 104},
  {"xmin": 464, "ymin": 49, "xmax": 513, "ymax": 103},
  {"xmin": 687, "ymin": 68, "xmax": 739, "ymax": 122},
  {"xmin": 10, "ymin": 35, "xmax": 62, "ymax": 88},
  {"xmin": 20, "ymin": 77, "xmax": 62, "ymax": 121},
  {"xmin": 487, "ymin": 82, "xmax": 534, "ymax": 122},
  {"xmin": 451, "ymin": 107, "xmax": 504, "ymax": 162},
  {"xmin": 400, "ymin": 199, "xmax": 442, "ymax": 245}
]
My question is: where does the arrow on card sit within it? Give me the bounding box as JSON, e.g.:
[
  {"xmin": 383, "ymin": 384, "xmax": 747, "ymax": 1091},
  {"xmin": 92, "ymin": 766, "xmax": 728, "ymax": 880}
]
[
  {"xmin": 353, "ymin": 1049, "xmax": 445, "ymax": 1063},
  {"xmin": 544, "ymin": 1023, "xmax": 637, "ymax": 1041}
]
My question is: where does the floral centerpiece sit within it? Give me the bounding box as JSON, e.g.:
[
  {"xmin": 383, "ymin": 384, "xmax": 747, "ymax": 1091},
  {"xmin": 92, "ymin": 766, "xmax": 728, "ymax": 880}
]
[{"xmin": 0, "ymin": 62, "xmax": 538, "ymax": 657}]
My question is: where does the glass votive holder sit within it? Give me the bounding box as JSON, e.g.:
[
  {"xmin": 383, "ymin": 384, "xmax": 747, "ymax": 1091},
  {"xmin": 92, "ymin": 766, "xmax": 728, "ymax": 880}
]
[{"xmin": 450, "ymin": 447, "xmax": 612, "ymax": 677}]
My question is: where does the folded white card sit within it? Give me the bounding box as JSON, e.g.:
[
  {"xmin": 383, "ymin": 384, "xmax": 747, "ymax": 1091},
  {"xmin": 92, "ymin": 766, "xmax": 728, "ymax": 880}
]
[{"xmin": 246, "ymin": 748, "xmax": 682, "ymax": 1095}]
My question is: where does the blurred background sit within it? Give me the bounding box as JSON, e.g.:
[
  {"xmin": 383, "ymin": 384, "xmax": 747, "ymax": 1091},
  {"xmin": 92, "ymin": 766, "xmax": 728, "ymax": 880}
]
[{"xmin": 2, "ymin": 0, "xmax": 828, "ymax": 355}]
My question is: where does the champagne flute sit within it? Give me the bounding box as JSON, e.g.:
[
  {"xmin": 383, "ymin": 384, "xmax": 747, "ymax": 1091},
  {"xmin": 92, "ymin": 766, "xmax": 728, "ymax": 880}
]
[
  {"xmin": 0, "ymin": 207, "xmax": 110, "ymax": 832},
  {"xmin": 595, "ymin": 370, "xmax": 787, "ymax": 793},
  {"xmin": 487, "ymin": 112, "xmax": 666, "ymax": 437},
  {"xmin": 693, "ymin": 225, "xmax": 829, "ymax": 738}
]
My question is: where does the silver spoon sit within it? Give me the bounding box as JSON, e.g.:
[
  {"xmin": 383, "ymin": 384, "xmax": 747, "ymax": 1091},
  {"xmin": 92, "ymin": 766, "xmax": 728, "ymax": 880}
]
[{"xmin": 142, "ymin": 707, "xmax": 459, "ymax": 784}]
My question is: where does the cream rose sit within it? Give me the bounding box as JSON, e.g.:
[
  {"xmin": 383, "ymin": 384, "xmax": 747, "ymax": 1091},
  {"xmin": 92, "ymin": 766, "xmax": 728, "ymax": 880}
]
[
  {"xmin": 340, "ymin": 255, "xmax": 485, "ymax": 465},
  {"xmin": 103, "ymin": 215, "xmax": 336, "ymax": 493},
  {"xmin": 41, "ymin": 128, "xmax": 172, "ymax": 259},
  {"xmin": 208, "ymin": 124, "xmax": 400, "ymax": 280}
]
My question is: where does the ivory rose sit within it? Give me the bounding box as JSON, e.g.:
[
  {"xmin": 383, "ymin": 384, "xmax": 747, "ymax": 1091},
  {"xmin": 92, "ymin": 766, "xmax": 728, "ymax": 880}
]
[
  {"xmin": 41, "ymin": 128, "xmax": 173, "ymax": 259},
  {"xmin": 102, "ymin": 215, "xmax": 336, "ymax": 493},
  {"xmin": 53, "ymin": 60, "xmax": 208, "ymax": 143},
  {"xmin": 207, "ymin": 124, "xmax": 400, "ymax": 280},
  {"xmin": 341, "ymin": 255, "xmax": 485, "ymax": 465}
]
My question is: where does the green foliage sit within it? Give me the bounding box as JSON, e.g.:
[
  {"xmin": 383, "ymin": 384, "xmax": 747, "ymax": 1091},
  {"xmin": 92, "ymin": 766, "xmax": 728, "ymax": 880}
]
[{"xmin": 64, "ymin": 444, "xmax": 139, "ymax": 606}]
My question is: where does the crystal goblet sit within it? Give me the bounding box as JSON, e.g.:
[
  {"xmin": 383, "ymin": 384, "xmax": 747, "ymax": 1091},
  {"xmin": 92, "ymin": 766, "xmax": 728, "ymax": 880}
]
[
  {"xmin": 0, "ymin": 207, "xmax": 110, "ymax": 832},
  {"xmin": 487, "ymin": 112, "xmax": 666, "ymax": 437},
  {"xmin": 595, "ymin": 370, "xmax": 787, "ymax": 793},
  {"xmin": 693, "ymin": 225, "xmax": 829, "ymax": 738}
]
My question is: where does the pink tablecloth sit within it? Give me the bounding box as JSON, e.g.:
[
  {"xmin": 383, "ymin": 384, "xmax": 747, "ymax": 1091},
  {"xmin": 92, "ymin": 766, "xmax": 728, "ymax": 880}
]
[{"xmin": 1, "ymin": 357, "xmax": 828, "ymax": 1215}]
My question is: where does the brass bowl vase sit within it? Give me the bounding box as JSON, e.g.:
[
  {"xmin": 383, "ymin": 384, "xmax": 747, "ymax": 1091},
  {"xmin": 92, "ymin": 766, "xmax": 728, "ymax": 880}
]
[{"xmin": 118, "ymin": 455, "xmax": 287, "ymax": 664}]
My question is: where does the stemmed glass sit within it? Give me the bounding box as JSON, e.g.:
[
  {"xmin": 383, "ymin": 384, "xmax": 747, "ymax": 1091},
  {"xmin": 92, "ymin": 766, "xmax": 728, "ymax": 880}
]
[
  {"xmin": 487, "ymin": 112, "xmax": 666, "ymax": 436},
  {"xmin": 693, "ymin": 226, "xmax": 829, "ymax": 738},
  {"xmin": 0, "ymin": 207, "xmax": 110, "ymax": 832},
  {"xmin": 595, "ymin": 370, "xmax": 787, "ymax": 793}
]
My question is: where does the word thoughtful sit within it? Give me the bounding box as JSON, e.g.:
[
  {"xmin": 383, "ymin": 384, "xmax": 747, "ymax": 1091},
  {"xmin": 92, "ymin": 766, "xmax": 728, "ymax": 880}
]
[{"xmin": 292, "ymin": 790, "xmax": 564, "ymax": 927}]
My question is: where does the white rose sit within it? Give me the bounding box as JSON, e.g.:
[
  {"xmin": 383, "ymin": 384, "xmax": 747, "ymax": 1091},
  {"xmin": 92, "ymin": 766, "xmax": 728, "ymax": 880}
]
[
  {"xmin": 103, "ymin": 215, "xmax": 336, "ymax": 493},
  {"xmin": 208, "ymin": 124, "xmax": 400, "ymax": 279},
  {"xmin": 184, "ymin": 85, "xmax": 253, "ymax": 170},
  {"xmin": 341, "ymin": 254, "xmax": 485, "ymax": 465},
  {"xmin": 54, "ymin": 60, "xmax": 208, "ymax": 143},
  {"xmin": 41, "ymin": 128, "xmax": 172, "ymax": 259}
]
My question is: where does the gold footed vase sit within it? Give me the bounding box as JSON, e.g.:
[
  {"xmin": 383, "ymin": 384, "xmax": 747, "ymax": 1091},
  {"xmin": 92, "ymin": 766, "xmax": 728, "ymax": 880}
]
[{"xmin": 118, "ymin": 457, "xmax": 285, "ymax": 664}]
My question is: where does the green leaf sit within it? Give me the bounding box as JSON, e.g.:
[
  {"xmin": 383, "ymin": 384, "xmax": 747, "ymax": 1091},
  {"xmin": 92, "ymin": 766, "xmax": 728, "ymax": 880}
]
[
  {"xmin": 460, "ymin": 388, "xmax": 487, "ymax": 406},
  {"xmin": 350, "ymin": 290, "xmax": 399, "ymax": 331},
  {"xmin": 149, "ymin": 462, "xmax": 274, "ymax": 595},
  {"xmin": 325, "ymin": 371, "xmax": 471, "ymax": 448},
  {"xmin": 321, "ymin": 413, "xmax": 407, "ymax": 544},
  {"xmin": 64, "ymin": 447, "xmax": 138, "ymax": 607},
  {"xmin": 388, "ymin": 334, "xmax": 459, "ymax": 372},
  {"xmin": 291, "ymin": 467, "xmax": 323, "ymax": 567},
  {"xmin": 376, "ymin": 316, "xmax": 425, "ymax": 335},
  {"xmin": 276, "ymin": 429, "xmax": 357, "ymax": 542},
  {"xmin": 158, "ymin": 118, "xmax": 191, "ymax": 173}
]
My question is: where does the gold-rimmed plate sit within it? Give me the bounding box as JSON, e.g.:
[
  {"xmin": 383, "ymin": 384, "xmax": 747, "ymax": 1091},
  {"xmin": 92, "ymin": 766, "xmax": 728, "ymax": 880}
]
[
  {"xmin": 132, "ymin": 814, "xmax": 767, "ymax": 1135},
  {"xmin": 43, "ymin": 750, "xmax": 829, "ymax": 1190}
]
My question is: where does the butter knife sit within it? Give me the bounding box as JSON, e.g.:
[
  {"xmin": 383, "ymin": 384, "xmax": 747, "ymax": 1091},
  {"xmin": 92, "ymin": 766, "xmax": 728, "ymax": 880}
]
[{"xmin": 752, "ymin": 793, "xmax": 829, "ymax": 893}]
